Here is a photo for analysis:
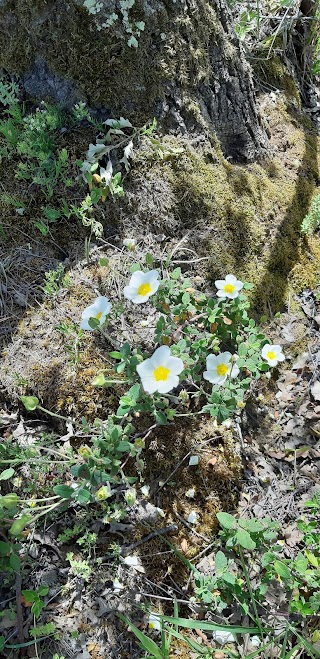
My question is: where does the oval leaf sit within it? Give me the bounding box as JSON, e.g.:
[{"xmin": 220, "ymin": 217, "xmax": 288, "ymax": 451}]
[
  {"xmin": 20, "ymin": 396, "xmax": 39, "ymax": 411},
  {"xmin": 0, "ymin": 467, "xmax": 15, "ymax": 481}
]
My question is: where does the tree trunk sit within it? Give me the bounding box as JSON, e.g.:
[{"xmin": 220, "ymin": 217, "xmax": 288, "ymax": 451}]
[{"xmin": 0, "ymin": 0, "xmax": 267, "ymax": 162}]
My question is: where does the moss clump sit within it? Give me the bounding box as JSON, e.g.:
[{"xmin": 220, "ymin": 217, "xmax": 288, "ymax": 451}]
[
  {"xmin": 0, "ymin": 0, "xmax": 218, "ymax": 123},
  {"xmin": 253, "ymin": 55, "xmax": 301, "ymax": 103},
  {"xmin": 107, "ymin": 95, "xmax": 319, "ymax": 314}
]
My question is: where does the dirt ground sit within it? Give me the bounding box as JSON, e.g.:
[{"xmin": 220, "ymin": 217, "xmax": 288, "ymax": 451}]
[{"xmin": 0, "ymin": 86, "xmax": 320, "ymax": 658}]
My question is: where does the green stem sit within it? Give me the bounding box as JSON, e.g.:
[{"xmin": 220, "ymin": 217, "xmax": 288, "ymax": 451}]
[
  {"xmin": 37, "ymin": 405, "xmax": 69, "ymax": 421},
  {"xmin": 30, "ymin": 500, "xmax": 64, "ymax": 525},
  {"xmin": 239, "ymin": 548, "xmax": 265, "ymax": 648}
]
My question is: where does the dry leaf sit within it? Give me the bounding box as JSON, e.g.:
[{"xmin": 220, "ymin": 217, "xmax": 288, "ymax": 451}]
[
  {"xmin": 222, "ymin": 316, "xmax": 232, "ymax": 325},
  {"xmin": 208, "ymin": 456, "xmax": 217, "ymax": 466},
  {"xmin": 311, "ymin": 381, "xmax": 320, "ymax": 402},
  {"xmin": 180, "ymin": 538, "xmax": 188, "ymax": 553}
]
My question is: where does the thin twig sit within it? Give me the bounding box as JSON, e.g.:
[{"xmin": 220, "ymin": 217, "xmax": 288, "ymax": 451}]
[
  {"xmin": 122, "ymin": 524, "xmax": 178, "ymax": 556},
  {"xmin": 173, "ymin": 511, "xmax": 211, "ymax": 543}
]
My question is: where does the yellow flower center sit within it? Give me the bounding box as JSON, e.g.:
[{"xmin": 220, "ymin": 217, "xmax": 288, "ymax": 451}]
[
  {"xmin": 95, "ymin": 311, "xmax": 103, "ymax": 320},
  {"xmin": 217, "ymin": 363, "xmax": 229, "ymax": 377},
  {"xmin": 224, "ymin": 283, "xmax": 235, "ymax": 294},
  {"xmin": 267, "ymin": 350, "xmax": 276, "ymax": 360},
  {"xmin": 138, "ymin": 282, "xmax": 152, "ymax": 297},
  {"xmin": 153, "ymin": 366, "xmax": 170, "ymax": 381},
  {"xmin": 149, "ymin": 622, "xmax": 155, "ymax": 629}
]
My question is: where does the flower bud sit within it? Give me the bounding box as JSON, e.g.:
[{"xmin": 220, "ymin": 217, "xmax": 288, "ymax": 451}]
[{"xmin": 95, "ymin": 484, "xmax": 112, "ymax": 501}]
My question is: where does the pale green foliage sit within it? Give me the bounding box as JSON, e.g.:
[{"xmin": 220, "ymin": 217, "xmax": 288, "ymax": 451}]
[
  {"xmin": 301, "ymin": 194, "xmax": 320, "ymax": 235},
  {"xmin": 66, "ymin": 552, "xmax": 92, "ymax": 580},
  {"xmin": 82, "ymin": 0, "xmax": 145, "ymax": 47},
  {"xmin": 42, "ymin": 263, "xmax": 70, "ymax": 297},
  {"xmin": 0, "ymin": 78, "xmax": 19, "ymax": 107}
]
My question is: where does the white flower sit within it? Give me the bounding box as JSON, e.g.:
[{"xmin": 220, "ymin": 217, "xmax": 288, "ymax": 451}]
[
  {"xmin": 185, "ymin": 488, "xmax": 196, "ymax": 498},
  {"xmin": 212, "ymin": 630, "xmax": 236, "ymax": 645},
  {"xmin": 148, "ymin": 612, "xmax": 161, "ymax": 632},
  {"xmin": 100, "ymin": 160, "xmax": 113, "ymax": 187},
  {"xmin": 261, "ymin": 344, "xmax": 285, "ymax": 367},
  {"xmin": 124, "ymin": 269, "xmax": 160, "ymax": 304},
  {"xmin": 215, "ymin": 274, "xmax": 244, "ymax": 300},
  {"xmin": 123, "ymin": 238, "xmax": 136, "ymax": 250},
  {"xmin": 136, "ymin": 345, "xmax": 184, "ymax": 394},
  {"xmin": 203, "ymin": 352, "xmax": 240, "ymax": 385},
  {"xmin": 80, "ymin": 296, "xmax": 111, "ymax": 330}
]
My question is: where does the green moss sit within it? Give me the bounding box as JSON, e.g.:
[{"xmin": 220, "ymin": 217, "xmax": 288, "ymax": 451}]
[
  {"xmin": 115, "ymin": 98, "xmax": 319, "ymax": 314},
  {"xmin": 0, "ymin": 0, "xmax": 218, "ymax": 123},
  {"xmin": 253, "ymin": 56, "xmax": 301, "ymax": 103}
]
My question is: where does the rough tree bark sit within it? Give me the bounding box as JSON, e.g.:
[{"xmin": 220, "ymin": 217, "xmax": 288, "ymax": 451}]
[{"xmin": 0, "ymin": 0, "xmax": 268, "ymax": 162}]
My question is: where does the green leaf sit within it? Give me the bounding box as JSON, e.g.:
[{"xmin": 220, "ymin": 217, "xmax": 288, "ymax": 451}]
[
  {"xmin": 0, "ymin": 541, "xmax": 11, "ymax": 556},
  {"xmin": 236, "ymin": 529, "xmax": 256, "ymax": 550},
  {"xmin": 76, "ymin": 488, "xmax": 91, "ymax": 504},
  {"xmin": 118, "ymin": 615, "xmax": 163, "ymax": 659},
  {"xmin": 20, "ymin": 395, "xmax": 39, "ymax": 411},
  {"xmin": 32, "ymin": 599, "xmax": 45, "ymax": 618},
  {"xmin": 273, "ymin": 560, "xmax": 291, "ymax": 580},
  {"xmin": 1, "ymin": 492, "xmax": 19, "ymax": 509},
  {"xmin": 145, "ymin": 253, "xmax": 154, "ymax": 266},
  {"xmin": 109, "ymin": 351, "xmax": 122, "ymax": 359},
  {"xmin": 216, "ymin": 512, "xmax": 236, "ymax": 530},
  {"xmin": 9, "ymin": 553, "xmax": 21, "ymax": 571},
  {"xmin": 37, "ymin": 585, "xmax": 49, "ymax": 597},
  {"xmin": 128, "ymin": 383, "xmax": 140, "ymax": 401},
  {"xmin": 171, "ymin": 267, "xmax": 182, "ymax": 280},
  {"xmin": 0, "ymin": 467, "xmax": 15, "ymax": 480},
  {"xmin": 130, "ymin": 263, "xmax": 140, "ymax": 273},
  {"xmin": 53, "ymin": 485, "xmax": 74, "ymax": 499},
  {"xmin": 10, "ymin": 515, "xmax": 32, "ymax": 537},
  {"xmin": 161, "ymin": 616, "xmax": 259, "ymax": 634},
  {"xmin": 238, "ymin": 343, "xmax": 247, "ymax": 358},
  {"xmin": 99, "ymin": 257, "xmax": 109, "ymax": 266},
  {"xmin": 239, "ymin": 518, "xmax": 265, "ymax": 533},
  {"xmin": 21, "ymin": 590, "xmax": 38, "ymax": 603},
  {"xmin": 154, "ymin": 410, "xmax": 168, "ymax": 425},
  {"xmin": 305, "ymin": 550, "xmax": 319, "ymax": 568},
  {"xmin": 88, "ymin": 317, "xmax": 100, "ymax": 329},
  {"xmin": 92, "ymin": 373, "xmax": 107, "ymax": 386},
  {"xmin": 215, "ymin": 550, "xmax": 228, "ymax": 574},
  {"xmin": 222, "ymin": 571, "xmax": 236, "ymax": 585},
  {"xmin": 0, "ymin": 636, "xmax": 5, "ymax": 652}
]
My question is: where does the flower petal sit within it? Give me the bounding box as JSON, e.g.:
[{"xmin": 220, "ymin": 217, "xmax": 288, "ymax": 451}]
[
  {"xmin": 129, "ymin": 271, "xmax": 145, "ymax": 287},
  {"xmin": 230, "ymin": 363, "xmax": 240, "ymax": 378},
  {"xmin": 148, "ymin": 269, "xmax": 160, "ymax": 282},
  {"xmin": 157, "ymin": 374, "xmax": 179, "ymax": 393},
  {"xmin": 150, "ymin": 345, "xmax": 171, "ymax": 368},
  {"xmin": 141, "ymin": 376, "xmax": 158, "ymax": 394},
  {"xmin": 136, "ymin": 359, "xmax": 154, "ymax": 378},
  {"xmin": 217, "ymin": 352, "xmax": 232, "ymax": 364},
  {"xmin": 166, "ymin": 356, "xmax": 184, "ymax": 375},
  {"xmin": 225, "ymin": 274, "xmax": 237, "ymax": 283},
  {"xmin": 215, "ymin": 280, "xmax": 226, "ymax": 289}
]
